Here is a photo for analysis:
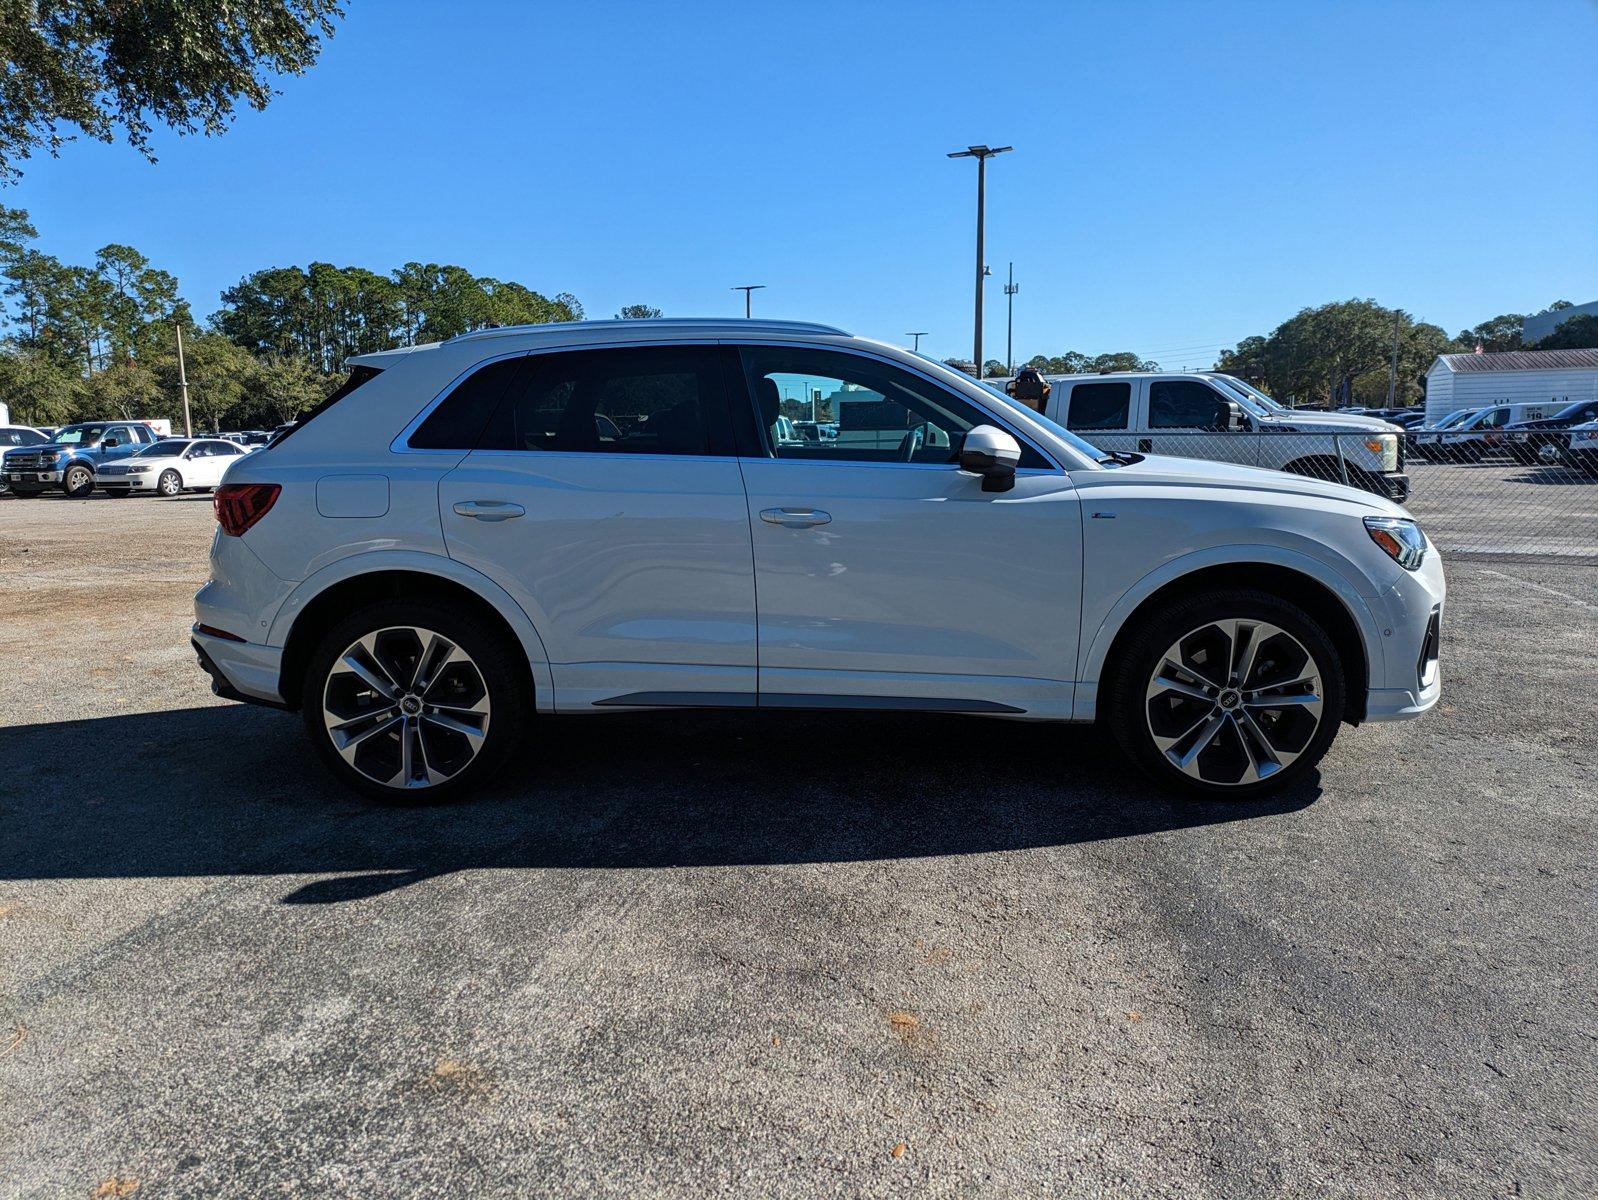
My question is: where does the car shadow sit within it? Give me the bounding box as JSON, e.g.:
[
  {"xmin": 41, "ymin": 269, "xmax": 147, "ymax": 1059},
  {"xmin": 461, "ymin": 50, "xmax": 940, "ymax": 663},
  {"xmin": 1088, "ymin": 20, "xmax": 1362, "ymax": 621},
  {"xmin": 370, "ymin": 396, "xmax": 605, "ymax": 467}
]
[{"xmin": 1, "ymin": 703, "xmax": 1320, "ymax": 904}]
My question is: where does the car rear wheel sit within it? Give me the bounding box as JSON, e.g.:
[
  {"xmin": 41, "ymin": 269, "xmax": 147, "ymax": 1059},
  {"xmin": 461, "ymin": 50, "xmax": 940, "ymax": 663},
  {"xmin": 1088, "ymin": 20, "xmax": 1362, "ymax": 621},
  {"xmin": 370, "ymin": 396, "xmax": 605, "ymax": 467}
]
[
  {"xmin": 301, "ymin": 599, "xmax": 529, "ymax": 802},
  {"xmin": 1107, "ymin": 589, "xmax": 1346, "ymax": 797},
  {"xmin": 63, "ymin": 464, "xmax": 94, "ymax": 497},
  {"xmin": 158, "ymin": 469, "xmax": 183, "ymax": 497}
]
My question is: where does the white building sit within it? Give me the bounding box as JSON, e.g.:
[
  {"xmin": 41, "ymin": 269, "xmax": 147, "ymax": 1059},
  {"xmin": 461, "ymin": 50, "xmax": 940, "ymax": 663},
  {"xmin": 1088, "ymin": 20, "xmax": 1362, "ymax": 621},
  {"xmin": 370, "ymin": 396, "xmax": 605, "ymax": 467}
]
[{"xmin": 1423, "ymin": 348, "xmax": 1598, "ymax": 423}]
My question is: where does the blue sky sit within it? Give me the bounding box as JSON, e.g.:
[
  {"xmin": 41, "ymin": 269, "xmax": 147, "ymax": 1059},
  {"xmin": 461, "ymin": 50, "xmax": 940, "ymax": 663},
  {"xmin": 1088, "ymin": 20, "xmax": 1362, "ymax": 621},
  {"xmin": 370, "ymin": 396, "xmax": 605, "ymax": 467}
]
[{"xmin": 8, "ymin": 0, "xmax": 1596, "ymax": 366}]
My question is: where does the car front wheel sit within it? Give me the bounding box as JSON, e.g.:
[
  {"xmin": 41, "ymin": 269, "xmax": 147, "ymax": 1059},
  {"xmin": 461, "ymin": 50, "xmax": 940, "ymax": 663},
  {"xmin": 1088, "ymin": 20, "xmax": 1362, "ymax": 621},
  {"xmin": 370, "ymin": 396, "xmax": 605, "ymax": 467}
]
[
  {"xmin": 63, "ymin": 464, "xmax": 94, "ymax": 497},
  {"xmin": 158, "ymin": 469, "xmax": 183, "ymax": 497},
  {"xmin": 301, "ymin": 600, "xmax": 529, "ymax": 801},
  {"xmin": 1107, "ymin": 589, "xmax": 1346, "ymax": 797}
]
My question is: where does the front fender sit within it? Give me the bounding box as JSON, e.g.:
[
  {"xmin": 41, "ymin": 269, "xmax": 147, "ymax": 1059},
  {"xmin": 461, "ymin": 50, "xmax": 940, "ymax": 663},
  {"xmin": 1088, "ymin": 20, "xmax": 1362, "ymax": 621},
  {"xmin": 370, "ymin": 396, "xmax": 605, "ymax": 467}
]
[
  {"xmin": 266, "ymin": 548, "xmax": 556, "ymax": 713},
  {"xmin": 1073, "ymin": 541, "xmax": 1386, "ymax": 721}
]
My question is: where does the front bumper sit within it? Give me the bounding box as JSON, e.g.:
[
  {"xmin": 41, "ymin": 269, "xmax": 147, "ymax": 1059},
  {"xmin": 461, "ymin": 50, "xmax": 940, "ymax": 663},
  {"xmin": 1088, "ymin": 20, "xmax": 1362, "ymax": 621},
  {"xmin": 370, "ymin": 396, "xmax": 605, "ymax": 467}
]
[
  {"xmin": 1376, "ymin": 471, "xmax": 1410, "ymax": 502},
  {"xmin": 6, "ymin": 469, "xmax": 62, "ymax": 484},
  {"xmin": 1362, "ymin": 543, "xmax": 1446, "ymax": 723}
]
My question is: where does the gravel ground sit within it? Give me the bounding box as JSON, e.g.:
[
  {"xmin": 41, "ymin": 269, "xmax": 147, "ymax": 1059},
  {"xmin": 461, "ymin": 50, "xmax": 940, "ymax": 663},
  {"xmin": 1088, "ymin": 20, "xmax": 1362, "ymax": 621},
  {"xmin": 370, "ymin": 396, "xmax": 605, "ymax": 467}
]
[{"xmin": 1, "ymin": 492, "xmax": 1595, "ymax": 1199}]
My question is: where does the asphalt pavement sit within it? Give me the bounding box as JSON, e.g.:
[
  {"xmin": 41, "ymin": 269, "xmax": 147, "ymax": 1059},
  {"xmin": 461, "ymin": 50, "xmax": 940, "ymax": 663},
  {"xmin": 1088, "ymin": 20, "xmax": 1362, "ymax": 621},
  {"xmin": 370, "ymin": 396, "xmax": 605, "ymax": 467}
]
[{"xmin": 1, "ymin": 495, "xmax": 1594, "ymax": 1198}]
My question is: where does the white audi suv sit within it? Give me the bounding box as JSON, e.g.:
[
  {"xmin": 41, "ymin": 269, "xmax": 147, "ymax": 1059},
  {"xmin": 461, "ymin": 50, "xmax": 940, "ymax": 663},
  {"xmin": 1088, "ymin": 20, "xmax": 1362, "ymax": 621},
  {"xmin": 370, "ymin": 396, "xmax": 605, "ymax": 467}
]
[{"xmin": 193, "ymin": 318, "xmax": 1444, "ymax": 799}]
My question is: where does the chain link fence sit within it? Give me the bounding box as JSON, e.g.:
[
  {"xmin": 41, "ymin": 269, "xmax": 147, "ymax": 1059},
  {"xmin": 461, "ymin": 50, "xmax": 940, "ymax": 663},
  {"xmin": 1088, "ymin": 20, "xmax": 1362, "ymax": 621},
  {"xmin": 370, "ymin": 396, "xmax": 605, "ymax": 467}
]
[{"xmin": 1093, "ymin": 429, "xmax": 1598, "ymax": 558}]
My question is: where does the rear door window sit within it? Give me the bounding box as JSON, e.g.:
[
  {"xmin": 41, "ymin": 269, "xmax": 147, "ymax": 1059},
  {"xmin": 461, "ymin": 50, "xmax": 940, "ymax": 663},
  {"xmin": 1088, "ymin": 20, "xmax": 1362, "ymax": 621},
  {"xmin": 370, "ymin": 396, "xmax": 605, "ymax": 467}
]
[
  {"xmin": 478, "ymin": 346, "xmax": 734, "ymax": 456},
  {"xmin": 1065, "ymin": 382, "xmax": 1131, "ymax": 431}
]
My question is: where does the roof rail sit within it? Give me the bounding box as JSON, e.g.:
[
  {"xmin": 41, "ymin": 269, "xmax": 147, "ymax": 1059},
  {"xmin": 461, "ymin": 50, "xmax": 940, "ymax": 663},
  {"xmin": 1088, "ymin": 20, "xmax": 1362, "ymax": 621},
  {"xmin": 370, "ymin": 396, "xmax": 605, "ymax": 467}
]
[{"xmin": 445, "ymin": 317, "xmax": 850, "ymax": 344}]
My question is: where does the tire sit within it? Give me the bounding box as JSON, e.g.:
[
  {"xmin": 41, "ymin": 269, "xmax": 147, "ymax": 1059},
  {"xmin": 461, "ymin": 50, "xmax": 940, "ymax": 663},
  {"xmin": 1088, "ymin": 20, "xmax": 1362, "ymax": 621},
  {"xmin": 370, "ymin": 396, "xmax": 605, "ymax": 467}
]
[
  {"xmin": 300, "ymin": 598, "xmax": 530, "ymax": 802},
  {"xmin": 157, "ymin": 469, "xmax": 183, "ymax": 497},
  {"xmin": 102, "ymin": 487, "xmax": 131, "ymax": 497},
  {"xmin": 1105, "ymin": 588, "xmax": 1346, "ymax": 798},
  {"xmin": 63, "ymin": 464, "xmax": 94, "ymax": 497}
]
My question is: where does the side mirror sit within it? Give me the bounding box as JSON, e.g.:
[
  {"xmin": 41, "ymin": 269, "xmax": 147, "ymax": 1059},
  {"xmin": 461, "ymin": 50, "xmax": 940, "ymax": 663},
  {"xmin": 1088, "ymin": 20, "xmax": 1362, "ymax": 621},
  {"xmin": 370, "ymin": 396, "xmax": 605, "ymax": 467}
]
[
  {"xmin": 1218, "ymin": 399, "xmax": 1247, "ymax": 432},
  {"xmin": 958, "ymin": 424, "xmax": 1021, "ymax": 493}
]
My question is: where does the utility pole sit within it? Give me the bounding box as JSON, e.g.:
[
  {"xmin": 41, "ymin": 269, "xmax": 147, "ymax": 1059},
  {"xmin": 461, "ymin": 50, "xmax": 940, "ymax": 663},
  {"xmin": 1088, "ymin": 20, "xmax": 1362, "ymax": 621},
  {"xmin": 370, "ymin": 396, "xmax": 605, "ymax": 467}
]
[
  {"xmin": 175, "ymin": 322, "xmax": 192, "ymax": 437},
  {"xmin": 907, "ymin": 332, "xmax": 929, "ymax": 352},
  {"xmin": 1386, "ymin": 308, "xmax": 1402, "ymax": 407},
  {"xmin": 732, "ymin": 284, "xmax": 766, "ymax": 318},
  {"xmin": 1003, "ymin": 262, "xmax": 1018, "ymax": 375},
  {"xmin": 947, "ymin": 144, "xmax": 1012, "ymax": 374}
]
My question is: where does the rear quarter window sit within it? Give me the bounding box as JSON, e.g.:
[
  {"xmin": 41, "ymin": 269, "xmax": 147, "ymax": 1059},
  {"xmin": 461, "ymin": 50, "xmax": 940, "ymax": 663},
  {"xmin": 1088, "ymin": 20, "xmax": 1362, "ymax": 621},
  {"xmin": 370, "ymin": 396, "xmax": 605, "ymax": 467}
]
[{"xmin": 409, "ymin": 357, "xmax": 527, "ymax": 450}]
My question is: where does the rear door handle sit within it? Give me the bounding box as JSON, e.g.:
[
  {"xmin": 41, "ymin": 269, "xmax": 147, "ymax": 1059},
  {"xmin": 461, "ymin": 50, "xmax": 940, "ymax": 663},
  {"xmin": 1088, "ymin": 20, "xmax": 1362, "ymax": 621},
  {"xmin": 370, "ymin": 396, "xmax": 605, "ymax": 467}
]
[
  {"xmin": 453, "ymin": 500, "xmax": 525, "ymax": 522},
  {"xmin": 759, "ymin": 507, "xmax": 832, "ymax": 528}
]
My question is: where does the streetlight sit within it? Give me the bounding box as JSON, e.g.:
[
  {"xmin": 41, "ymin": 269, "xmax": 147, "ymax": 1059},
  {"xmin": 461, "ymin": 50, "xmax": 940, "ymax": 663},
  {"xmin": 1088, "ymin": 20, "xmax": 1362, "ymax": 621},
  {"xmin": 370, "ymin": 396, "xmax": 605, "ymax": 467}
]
[
  {"xmin": 1003, "ymin": 262, "xmax": 1018, "ymax": 376},
  {"xmin": 907, "ymin": 331, "xmax": 929, "ymax": 352},
  {"xmin": 732, "ymin": 284, "xmax": 766, "ymax": 318},
  {"xmin": 947, "ymin": 144, "xmax": 1011, "ymax": 374}
]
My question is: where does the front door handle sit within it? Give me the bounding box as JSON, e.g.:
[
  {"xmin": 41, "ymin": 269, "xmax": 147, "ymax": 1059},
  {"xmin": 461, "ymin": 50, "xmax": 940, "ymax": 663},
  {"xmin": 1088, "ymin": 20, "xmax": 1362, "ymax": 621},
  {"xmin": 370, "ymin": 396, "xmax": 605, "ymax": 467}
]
[
  {"xmin": 760, "ymin": 507, "xmax": 832, "ymax": 529},
  {"xmin": 453, "ymin": 500, "xmax": 525, "ymax": 522}
]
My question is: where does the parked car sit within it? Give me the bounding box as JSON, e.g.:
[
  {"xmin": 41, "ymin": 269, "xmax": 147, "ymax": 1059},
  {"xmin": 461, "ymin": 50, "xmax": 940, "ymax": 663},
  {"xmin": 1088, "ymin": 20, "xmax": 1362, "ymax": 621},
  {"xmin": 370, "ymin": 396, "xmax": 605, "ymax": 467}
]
[
  {"xmin": 0, "ymin": 424, "xmax": 51, "ymax": 494},
  {"xmin": 1565, "ymin": 421, "xmax": 1598, "ymax": 477},
  {"xmin": 1015, "ymin": 371, "xmax": 1409, "ymax": 499},
  {"xmin": 1412, "ymin": 403, "xmax": 1557, "ymax": 463},
  {"xmin": 97, "ymin": 437, "xmax": 253, "ymax": 496},
  {"xmin": 1502, "ymin": 398, "xmax": 1598, "ymax": 465},
  {"xmin": 3, "ymin": 420, "xmax": 163, "ymax": 497},
  {"xmin": 192, "ymin": 318, "xmax": 1444, "ymax": 801}
]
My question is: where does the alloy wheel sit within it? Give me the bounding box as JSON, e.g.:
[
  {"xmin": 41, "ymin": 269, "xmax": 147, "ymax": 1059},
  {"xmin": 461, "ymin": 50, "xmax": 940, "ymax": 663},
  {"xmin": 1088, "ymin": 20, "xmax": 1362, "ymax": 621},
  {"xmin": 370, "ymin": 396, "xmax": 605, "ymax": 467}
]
[
  {"xmin": 159, "ymin": 470, "xmax": 182, "ymax": 496},
  {"xmin": 321, "ymin": 626, "xmax": 492, "ymax": 790},
  {"xmin": 1144, "ymin": 619, "xmax": 1324, "ymax": 787}
]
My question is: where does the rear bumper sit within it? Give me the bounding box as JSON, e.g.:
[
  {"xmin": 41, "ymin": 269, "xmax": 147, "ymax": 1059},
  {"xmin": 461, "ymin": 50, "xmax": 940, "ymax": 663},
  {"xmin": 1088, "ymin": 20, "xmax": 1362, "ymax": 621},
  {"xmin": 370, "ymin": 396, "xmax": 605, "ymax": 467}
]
[{"xmin": 192, "ymin": 628, "xmax": 288, "ymax": 708}]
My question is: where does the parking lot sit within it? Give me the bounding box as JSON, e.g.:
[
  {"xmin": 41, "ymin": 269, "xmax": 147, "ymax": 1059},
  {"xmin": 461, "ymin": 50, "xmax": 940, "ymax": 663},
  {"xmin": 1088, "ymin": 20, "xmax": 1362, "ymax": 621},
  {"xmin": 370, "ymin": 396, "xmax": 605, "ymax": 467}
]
[{"xmin": 1, "ymin": 492, "xmax": 1594, "ymax": 1198}]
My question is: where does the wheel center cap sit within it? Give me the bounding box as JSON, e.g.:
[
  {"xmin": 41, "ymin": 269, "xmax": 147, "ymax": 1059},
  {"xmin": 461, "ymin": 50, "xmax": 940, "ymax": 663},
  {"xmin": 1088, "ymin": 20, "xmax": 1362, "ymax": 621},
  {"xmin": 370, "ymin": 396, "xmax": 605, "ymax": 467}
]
[
  {"xmin": 399, "ymin": 695, "xmax": 422, "ymax": 716},
  {"xmin": 1219, "ymin": 689, "xmax": 1242, "ymax": 710}
]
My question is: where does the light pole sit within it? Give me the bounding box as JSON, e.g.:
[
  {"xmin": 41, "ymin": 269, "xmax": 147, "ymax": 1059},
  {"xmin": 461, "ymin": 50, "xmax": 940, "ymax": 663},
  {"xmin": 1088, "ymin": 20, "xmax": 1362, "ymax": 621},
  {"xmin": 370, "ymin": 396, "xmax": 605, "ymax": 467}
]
[
  {"xmin": 947, "ymin": 144, "xmax": 1011, "ymax": 374},
  {"xmin": 175, "ymin": 322, "xmax": 193, "ymax": 437},
  {"xmin": 1003, "ymin": 262, "xmax": 1018, "ymax": 376},
  {"xmin": 732, "ymin": 284, "xmax": 766, "ymax": 318},
  {"xmin": 907, "ymin": 331, "xmax": 929, "ymax": 352}
]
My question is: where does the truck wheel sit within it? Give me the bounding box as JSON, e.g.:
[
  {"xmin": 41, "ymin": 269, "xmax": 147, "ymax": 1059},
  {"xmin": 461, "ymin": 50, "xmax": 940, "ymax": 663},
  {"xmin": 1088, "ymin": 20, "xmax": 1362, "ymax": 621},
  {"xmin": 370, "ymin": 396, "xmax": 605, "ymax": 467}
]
[
  {"xmin": 63, "ymin": 464, "xmax": 95, "ymax": 497},
  {"xmin": 300, "ymin": 599, "xmax": 530, "ymax": 803},
  {"xmin": 1106, "ymin": 588, "xmax": 1346, "ymax": 798},
  {"xmin": 158, "ymin": 469, "xmax": 183, "ymax": 497}
]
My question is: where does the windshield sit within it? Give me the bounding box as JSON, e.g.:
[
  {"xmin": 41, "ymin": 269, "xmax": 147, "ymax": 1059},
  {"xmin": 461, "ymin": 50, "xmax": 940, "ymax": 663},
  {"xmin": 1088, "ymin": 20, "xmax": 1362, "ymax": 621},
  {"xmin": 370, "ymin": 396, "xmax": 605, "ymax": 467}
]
[
  {"xmin": 1434, "ymin": 409, "xmax": 1476, "ymax": 429},
  {"xmin": 52, "ymin": 424, "xmax": 106, "ymax": 445},
  {"xmin": 1554, "ymin": 400, "xmax": 1597, "ymax": 421},
  {"xmin": 1209, "ymin": 375, "xmax": 1286, "ymax": 415},
  {"xmin": 135, "ymin": 440, "xmax": 189, "ymax": 457}
]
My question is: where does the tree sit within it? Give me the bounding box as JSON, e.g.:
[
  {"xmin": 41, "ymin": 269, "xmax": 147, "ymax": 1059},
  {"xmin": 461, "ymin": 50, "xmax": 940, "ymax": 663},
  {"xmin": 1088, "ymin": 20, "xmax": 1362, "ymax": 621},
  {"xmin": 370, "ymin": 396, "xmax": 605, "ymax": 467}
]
[
  {"xmin": 1531, "ymin": 314, "xmax": 1598, "ymax": 351},
  {"xmin": 616, "ymin": 304, "xmax": 662, "ymax": 320},
  {"xmin": 982, "ymin": 359, "xmax": 1007, "ymax": 378},
  {"xmin": 0, "ymin": 1, "xmax": 345, "ymax": 181},
  {"xmin": 1221, "ymin": 299, "xmax": 1436, "ymax": 407},
  {"xmin": 249, "ymin": 353, "xmax": 328, "ymax": 426},
  {"xmin": 162, "ymin": 331, "xmax": 255, "ymax": 432},
  {"xmin": 0, "ymin": 344, "xmax": 79, "ymax": 425},
  {"xmin": 1453, "ymin": 312, "xmax": 1525, "ymax": 353}
]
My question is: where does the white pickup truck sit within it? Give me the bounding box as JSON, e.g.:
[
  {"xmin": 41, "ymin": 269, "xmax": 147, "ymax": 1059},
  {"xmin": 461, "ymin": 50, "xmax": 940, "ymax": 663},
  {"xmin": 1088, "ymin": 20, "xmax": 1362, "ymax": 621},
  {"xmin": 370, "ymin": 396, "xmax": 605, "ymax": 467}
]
[{"xmin": 1000, "ymin": 372, "xmax": 1409, "ymax": 500}]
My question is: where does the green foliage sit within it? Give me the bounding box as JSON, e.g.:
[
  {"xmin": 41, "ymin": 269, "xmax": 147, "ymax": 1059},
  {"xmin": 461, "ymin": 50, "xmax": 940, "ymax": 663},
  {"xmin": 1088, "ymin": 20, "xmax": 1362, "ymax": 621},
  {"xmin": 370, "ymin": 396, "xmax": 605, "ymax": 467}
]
[
  {"xmin": 616, "ymin": 304, "xmax": 663, "ymax": 320},
  {"xmin": 1216, "ymin": 299, "xmax": 1450, "ymax": 407},
  {"xmin": 982, "ymin": 359, "xmax": 1007, "ymax": 378},
  {"xmin": 1024, "ymin": 351, "xmax": 1160, "ymax": 374},
  {"xmin": 1531, "ymin": 313, "xmax": 1598, "ymax": 351},
  {"xmin": 0, "ymin": 1, "xmax": 343, "ymax": 181},
  {"xmin": 0, "ymin": 205, "xmax": 582, "ymax": 429},
  {"xmin": 215, "ymin": 261, "xmax": 582, "ymax": 371}
]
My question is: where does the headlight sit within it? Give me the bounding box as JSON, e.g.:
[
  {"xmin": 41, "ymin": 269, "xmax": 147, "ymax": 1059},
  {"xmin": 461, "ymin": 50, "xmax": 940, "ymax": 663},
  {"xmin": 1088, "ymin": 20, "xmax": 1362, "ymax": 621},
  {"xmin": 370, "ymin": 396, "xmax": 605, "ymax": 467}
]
[{"xmin": 1364, "ymin": 515, "xmax": 1426, "ymax": 570}]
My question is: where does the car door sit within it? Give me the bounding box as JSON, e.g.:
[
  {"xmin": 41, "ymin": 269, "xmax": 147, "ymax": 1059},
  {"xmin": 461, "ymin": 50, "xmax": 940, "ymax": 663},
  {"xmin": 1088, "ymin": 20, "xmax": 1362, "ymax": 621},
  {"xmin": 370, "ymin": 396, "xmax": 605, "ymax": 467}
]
[
  {"xmin": 732, "ymin": 344, "xmax": 1083, "ymax": 717},
  {"xmin": 1140, "ymin": 380, "xmax": 1257, "ymax": 465},
  {"xmin": 435, "ymin": 343, "xmax": 758, "ymax": 709}
]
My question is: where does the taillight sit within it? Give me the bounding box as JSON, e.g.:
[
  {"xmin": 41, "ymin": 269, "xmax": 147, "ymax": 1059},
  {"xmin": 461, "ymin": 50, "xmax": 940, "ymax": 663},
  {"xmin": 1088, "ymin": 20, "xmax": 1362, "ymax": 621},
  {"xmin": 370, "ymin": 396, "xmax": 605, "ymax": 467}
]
[{"xmin": 214, "ymin": 483, "xmax": 281, "ymax": 536}]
